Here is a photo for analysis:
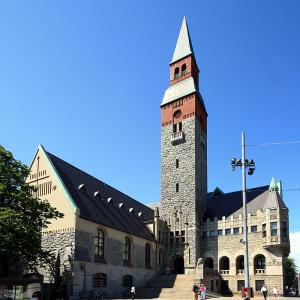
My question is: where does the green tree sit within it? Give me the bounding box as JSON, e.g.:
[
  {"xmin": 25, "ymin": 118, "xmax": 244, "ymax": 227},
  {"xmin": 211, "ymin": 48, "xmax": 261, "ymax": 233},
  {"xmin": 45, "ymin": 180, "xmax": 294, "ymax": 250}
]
[
  {"xmin": 284, "ymin": 256, "xmax": 298, "ymax": 288},
  {"xmin": 0, "ymin": 145, "xmax": 63, "ymax": 276}
]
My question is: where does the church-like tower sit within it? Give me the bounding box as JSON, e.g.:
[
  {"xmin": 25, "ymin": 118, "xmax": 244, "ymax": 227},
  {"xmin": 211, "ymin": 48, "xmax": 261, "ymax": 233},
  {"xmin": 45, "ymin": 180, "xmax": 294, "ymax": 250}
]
[{"xmin": 160, "ymin": 17, "xmax": 208, "ymax": 273}]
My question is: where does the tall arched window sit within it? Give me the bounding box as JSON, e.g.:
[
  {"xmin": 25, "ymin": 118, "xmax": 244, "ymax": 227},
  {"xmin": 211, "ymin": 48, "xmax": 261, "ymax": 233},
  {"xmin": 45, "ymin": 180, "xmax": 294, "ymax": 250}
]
[
  {"xmin": 123, "ymin": 237, "xmax": 131, "ymax": 262},
  {"xmin": 93, "ymin": 273, "xmax": 107, "ymax": 288},
  {"xmin": 181, "ymin": 64, "xmax": 187, "ymax": 75},
  {"xmin": 219, "ymin": 256, "xmax": 230, "ymax": 274},
  {"xmin": 174, "ymin": 67, "xmax": 180, "ymax": 78},
  {"xmin": 236, "ymin": 255, "xmax": 244, "ymax": 273},
  {"xmin": 204, "ymin": 257, "xmax": 214, "ymax": 269},
  {"xmin": 145, "ymin": 243, "xmax": 151, "ymax": 268},
  {"xmin": 254, "ymin": 254, "xmax": 266, "ymax": 273},
  {"xmin": 94, "ymin": 229, "xmax": 104, "ymax": 257}
]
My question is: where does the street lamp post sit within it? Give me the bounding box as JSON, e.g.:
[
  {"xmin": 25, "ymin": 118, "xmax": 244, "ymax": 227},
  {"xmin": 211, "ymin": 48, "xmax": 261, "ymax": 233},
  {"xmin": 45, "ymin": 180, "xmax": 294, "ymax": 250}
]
[{"xmin": 231, "ymin": 132, "xmax": 256, "ymax": 292}]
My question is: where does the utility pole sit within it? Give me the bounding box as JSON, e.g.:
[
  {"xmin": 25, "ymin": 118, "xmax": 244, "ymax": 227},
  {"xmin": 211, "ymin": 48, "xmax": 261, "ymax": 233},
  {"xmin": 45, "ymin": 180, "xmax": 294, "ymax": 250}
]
[
  {"xmin": 242, "ymin": 132, "xmax": 250, "ymax": 288},
  {"xmin": 231, "ymin": 132, "xmax": 256, "ymax": 293}
]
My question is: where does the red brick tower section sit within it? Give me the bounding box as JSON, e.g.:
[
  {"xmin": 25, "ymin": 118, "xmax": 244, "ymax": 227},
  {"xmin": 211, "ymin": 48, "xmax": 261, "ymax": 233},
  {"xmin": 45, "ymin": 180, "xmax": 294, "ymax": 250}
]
[{"xmin": 161, "ymin": 54, "xmax": 207, "ymax": 131}]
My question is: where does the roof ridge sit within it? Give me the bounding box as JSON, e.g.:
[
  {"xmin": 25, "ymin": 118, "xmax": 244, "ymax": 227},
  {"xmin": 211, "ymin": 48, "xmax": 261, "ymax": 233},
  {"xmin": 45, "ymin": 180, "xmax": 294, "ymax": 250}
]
[{"xmin": 209, "ymin": 185, "xmax": 269, "ymax": 197}]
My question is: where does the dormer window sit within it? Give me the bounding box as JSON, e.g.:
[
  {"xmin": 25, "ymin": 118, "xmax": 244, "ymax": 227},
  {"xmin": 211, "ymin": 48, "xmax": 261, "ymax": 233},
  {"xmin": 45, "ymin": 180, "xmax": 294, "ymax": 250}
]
[
  {"xmin": 174, "ymin": 67, "xmax": 180, "ymax": 79},
  {"xmin": 181, "ymin": 64, "xmax": 187, "ymax": 75}
]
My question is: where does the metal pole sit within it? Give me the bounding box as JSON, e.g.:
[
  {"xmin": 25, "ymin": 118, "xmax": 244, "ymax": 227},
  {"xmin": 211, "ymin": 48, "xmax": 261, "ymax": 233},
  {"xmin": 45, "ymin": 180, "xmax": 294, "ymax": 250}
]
[{"xmin": 242, "ymin": 132, "xmax": 250, "ymax": 289}]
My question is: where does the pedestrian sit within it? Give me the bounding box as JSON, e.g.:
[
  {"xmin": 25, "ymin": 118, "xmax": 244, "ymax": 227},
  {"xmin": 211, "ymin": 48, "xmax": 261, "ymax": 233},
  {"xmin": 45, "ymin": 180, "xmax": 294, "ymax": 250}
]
[
  {"xmin": 261, "ymin": 284, "xmax": 268, "ymax": 300},
  {"xmin": 200, "ymin": 283, "xmax": 206, "ymax": 300},
  {"xmin": 131, "ymin": 285, "xmax": 136, "ymax": 300},
  {"xmin": 273, "ymin": 287, "xmax": 279, "ymax": 299},
  {"xmin": 192, "ymin": 282, "xmax": 199, "ymax": 300}
]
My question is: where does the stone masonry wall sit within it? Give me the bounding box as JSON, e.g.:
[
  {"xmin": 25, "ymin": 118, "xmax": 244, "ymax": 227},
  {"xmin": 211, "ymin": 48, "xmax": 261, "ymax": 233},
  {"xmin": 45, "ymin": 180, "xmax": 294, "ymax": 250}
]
[
  {"xmin": 41, "ymin": 228, "xmax": 76, "ymax": 282},
  {"xmin": 161, "ymin": 116, "xmax": 207, "ymax": 268}
]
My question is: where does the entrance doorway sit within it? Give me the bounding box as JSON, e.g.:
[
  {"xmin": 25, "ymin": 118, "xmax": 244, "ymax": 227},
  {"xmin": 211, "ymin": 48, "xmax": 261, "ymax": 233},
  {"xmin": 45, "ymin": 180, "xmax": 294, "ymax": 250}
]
[{"xmin": 173, "ymin": 256, "xmax": 184, "ymax": 274}]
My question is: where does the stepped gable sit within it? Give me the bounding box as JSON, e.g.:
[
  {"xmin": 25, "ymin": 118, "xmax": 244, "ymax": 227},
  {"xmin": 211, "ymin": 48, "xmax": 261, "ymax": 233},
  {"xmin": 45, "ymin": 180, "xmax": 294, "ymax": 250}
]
[
  {"xmin": 205, "ymin": 185, "xmax": 287, "ymax": 219},
  {"xmin": 47, "ymin": 151, "xmax": 155, "ymax": 241}
]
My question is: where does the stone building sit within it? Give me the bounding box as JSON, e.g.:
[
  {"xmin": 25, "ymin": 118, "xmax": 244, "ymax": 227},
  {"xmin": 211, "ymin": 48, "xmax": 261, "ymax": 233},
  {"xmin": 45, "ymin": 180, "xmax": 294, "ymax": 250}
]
[{"xmin": 27, "ymin": 17, "xmax": 289, "ymax": 298}]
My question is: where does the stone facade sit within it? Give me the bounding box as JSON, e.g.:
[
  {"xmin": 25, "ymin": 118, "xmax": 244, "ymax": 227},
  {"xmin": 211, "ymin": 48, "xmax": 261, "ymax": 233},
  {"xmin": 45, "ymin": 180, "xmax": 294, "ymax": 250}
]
[
  {"xmin": 160, "ymin": 116, "xmax": 206, "ymax": 271},
  {"xmin": 200, "ymin": 202, "xmax": 289, "ymax": 294}
]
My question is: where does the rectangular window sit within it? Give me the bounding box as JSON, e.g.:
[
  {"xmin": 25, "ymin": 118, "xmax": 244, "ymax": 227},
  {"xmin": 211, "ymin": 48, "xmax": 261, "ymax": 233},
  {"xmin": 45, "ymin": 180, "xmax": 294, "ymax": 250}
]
[
  {"xmin": 202, "ymin": 231, "xmax": 207, "ymax": 238},
  {"xmin": 251, "ymin": 225, "xmax": 257, "ymax": 233},
  {"xmin": 225, "ymin": 228, "xmax": 231, "ymax": 235},
  {"xmin": 262, "ymin": 224, "xmax": 266, "ymax": 238},
  {"xmin": 255, "ymin": 280, "xmax": 264, "ymax": 291},
  {"xmin": 178, "ymin": 122, "xmax": 182, "ymax": 131},
  {"xmin": 234, "ymin": 227, "xmax": 239, "ymax": 235},
  {"xmin": 173, "ymin": 123, "xmax": 177, "ymax": 133},
  {"xmin": 176, "ymin": 183, "xmax": 179, "ymax": 193},
  {"xmin": 170, "ymin": 232, "xmax": 174, "ymax": 245},
  {"xmin": 176, "ymin": 159, "xmax": 179, "ymax": 168},
  {"xmin": 209, "ymin": 230, "xmax": 217, "ymax": 237},
  {"xmin": 270, "ymin": 222, "xmax": 277, "ymax": 236},
  {"xmin": 237, "ymin": 280, "xmax": 245, "ymax": 291},
  {"xmin": 218, "ymin": 229, "xmax": 223, "ymax": 236},
  {"xmin": 281, "ymin": 221, "xmax": 288, "ymax": 237}
]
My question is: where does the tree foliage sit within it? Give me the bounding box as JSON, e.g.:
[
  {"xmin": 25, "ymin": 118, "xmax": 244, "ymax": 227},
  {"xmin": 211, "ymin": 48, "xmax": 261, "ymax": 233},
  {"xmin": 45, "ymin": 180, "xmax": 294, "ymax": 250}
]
[
  {"xmin": 0, "ymin": 145, "xmax": 63, "ymax": 276},
  {"xmin": 284, "ymin": 256, "xmax": 298, "ymax": 288}
]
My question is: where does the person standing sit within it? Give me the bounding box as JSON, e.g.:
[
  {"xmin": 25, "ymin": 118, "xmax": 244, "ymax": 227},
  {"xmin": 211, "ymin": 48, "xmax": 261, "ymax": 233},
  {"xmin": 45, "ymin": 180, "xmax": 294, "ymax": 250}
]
[
  {"xmin": 131, "ymin": 286, "xmax": 136, "ymax": 300},
  {"xmin": 200, "ymin": 283, "xmax": 206, "ymax": 300},
  {"xmin": 273, "ymin": 287, "xmax": 279, "ymax": 299},
  {"xmin": 261, "ymin": 284, "xmax": 268, "ymax": 300},
  {"xmin": 192, "ymin": 283, "xmax": 199, "ymax": 300}
]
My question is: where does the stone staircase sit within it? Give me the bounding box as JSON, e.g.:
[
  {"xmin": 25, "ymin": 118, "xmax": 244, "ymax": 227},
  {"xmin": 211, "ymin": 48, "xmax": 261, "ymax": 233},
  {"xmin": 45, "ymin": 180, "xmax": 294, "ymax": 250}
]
[{"xmin": 135, "ymin": 274, "xmax": 220, "ymax": 299}]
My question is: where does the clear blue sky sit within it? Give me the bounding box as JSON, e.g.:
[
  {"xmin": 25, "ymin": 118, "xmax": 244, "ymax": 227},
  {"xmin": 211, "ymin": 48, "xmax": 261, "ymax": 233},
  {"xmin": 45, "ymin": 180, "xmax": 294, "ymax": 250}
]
[{"xmin": 1, "ymin": 1, "xmax": 300, "ymax": 236}]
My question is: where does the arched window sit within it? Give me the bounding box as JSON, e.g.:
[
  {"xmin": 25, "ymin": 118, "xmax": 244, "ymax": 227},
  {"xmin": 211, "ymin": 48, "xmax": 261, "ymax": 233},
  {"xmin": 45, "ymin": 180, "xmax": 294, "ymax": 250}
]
[
  {"xmin": 219, "ymin": 256, "xmax": 230, "ymax": 274},
  {"xmin": 93, "ymin": 273, "xmax": 107, "ymax": 288},
  {"xmin": 123, "ymin": 237, "xmax": 131, "ymax": 262},
  {"xmin": 145, "ymin": 243, "xmax": 151, "ymax": 268},
  {"xmin": 174, "ymin": 67, "xmax": 180, "ymax": 78},
  {"xmin": 122, "ymin": 274, "xmax": 133, "ymax": 287},
  {"xmin": 204, "ymin": 257, "xmax": 214, "ymax": 269},
  {"xmin": 94, "ymin": 229, "xmax": 104, "ymax": 257},
  {"xmin": 236, "ymin": 255, "xmax": 244, "ymax": 273},
  {"xmin": 254, "ymin": 255, "xmax": 266, "ymax": 273},
  {"xmin": 181, "ymin": 64, "xmax": 187, "ymax": 75}
]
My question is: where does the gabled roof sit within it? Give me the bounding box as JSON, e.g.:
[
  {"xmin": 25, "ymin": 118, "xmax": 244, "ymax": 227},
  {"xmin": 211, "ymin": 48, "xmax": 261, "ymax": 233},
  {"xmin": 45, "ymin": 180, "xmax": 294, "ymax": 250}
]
[
  {"xmin": 205, "ymin": 185, "xmax": 287, "ymax": 220},
  {"xmin": 171, "ymin": 17, "xmax": 196, "ymax": 65},
  {"xmin": 46, "ymin": 151, "xmax": 155, "ymax": 241}
]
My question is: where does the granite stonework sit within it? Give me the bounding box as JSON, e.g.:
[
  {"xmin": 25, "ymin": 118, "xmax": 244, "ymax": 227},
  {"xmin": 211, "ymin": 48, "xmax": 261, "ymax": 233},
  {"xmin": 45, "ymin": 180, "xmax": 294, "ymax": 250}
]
[
  {"xmin": 160, "ymin": 116, "xmax": 207, "ymax": 270},
  {"xmin": 41, "ymin": 228, "xmax": 75, "ymax": 282},
  {"xmin": 200, "ymin": 205, "xmax": 289, "ymax": 294},
  {"xmin": 70, "ymin": 229, "xmax": 156, "ymax": 298}
]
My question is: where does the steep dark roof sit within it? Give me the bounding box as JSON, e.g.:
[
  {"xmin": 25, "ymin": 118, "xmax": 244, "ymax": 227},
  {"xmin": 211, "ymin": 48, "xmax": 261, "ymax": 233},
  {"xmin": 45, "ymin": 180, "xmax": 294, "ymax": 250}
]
[
  {"xmin": 47, "ymin": 152, "xmax": 155, "ymax": 241},
  {"xmin": 205, "ymin": 186, "xmax": 287, "ymax": 220}
]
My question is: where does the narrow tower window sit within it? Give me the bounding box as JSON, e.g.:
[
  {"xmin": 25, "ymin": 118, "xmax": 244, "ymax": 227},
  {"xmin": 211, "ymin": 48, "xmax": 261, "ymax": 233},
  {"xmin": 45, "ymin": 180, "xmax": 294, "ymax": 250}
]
[
  {"xmin": 176, "ymin": 159, "xmax": 179, "ymax": 168},
  {"xmin": 174, "ymin": 67, "xmax": 180, "ymax": 78},
  {"xmin": 176, "ymin": 183, "xmax": 179, "ymax": 193},
  {"xmin": 181, "ymin": 64, "xmax": 187, "ymax": 75},
  {"xmin": 178, "ymin": 122, "xmax": 182, "ymax": 131},
  {"xmin": 173, "ymin": 123, "xmax": 177, "ymax": 133}
]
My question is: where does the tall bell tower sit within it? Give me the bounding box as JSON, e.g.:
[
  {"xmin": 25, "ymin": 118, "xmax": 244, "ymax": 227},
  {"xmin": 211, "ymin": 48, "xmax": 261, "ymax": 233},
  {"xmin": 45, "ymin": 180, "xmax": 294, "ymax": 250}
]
[{"xmin": 160, "ymin": 17, "xmax": 208, "ymax": 273}]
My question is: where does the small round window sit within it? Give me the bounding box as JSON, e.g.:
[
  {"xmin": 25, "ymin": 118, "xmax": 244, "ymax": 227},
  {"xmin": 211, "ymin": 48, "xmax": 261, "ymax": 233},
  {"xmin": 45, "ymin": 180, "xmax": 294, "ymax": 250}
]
[{"xmin": 173, "ymin": 110, "xmax": 182, "ymax": 119}]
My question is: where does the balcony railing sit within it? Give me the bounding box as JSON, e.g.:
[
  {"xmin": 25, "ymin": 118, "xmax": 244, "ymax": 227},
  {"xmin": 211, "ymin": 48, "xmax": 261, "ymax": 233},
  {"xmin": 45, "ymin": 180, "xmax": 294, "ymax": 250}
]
[
  {"xmin": 220, "ymin": 269, "xmax": 230, "ymax": 275},
  {"xmin": 255, "ymin": 269, "xmax": 266, "ymax": 274},
  {"xmin": 236, "ymin": 269, "xmax": 244, "ymax": 274},
  {"xmin": 171, "ymin": 131, "xmax": 185, "ymax": 144}
]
